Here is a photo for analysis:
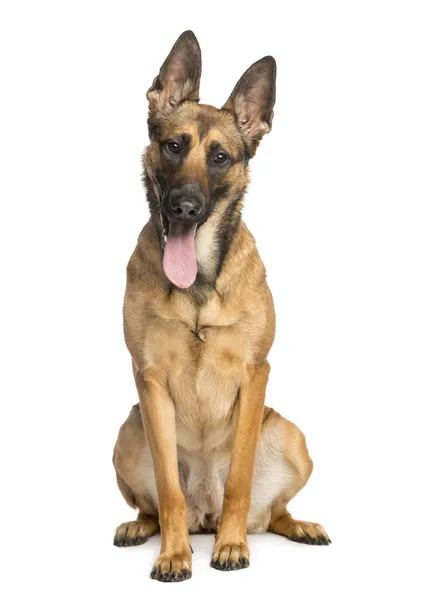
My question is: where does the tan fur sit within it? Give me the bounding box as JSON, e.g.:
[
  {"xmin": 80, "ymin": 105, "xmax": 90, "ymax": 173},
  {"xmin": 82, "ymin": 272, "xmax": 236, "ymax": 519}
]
[{"xmin": 113, "ymin": 31, "xmax": 329, "ymax": 582}]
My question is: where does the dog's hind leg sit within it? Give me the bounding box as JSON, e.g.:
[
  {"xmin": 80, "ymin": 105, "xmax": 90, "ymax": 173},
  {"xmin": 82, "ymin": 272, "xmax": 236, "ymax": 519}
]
[
  {"xmin": 113, "ymin": 405, "xmax": 159, "ymax": 547},
  {"xmin": 264, "ymin": 410, "xmax": 331, "ymax": 545}
]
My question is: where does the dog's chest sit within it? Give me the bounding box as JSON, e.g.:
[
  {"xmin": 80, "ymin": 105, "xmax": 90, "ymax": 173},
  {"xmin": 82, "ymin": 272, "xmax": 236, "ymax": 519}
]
[
  {"xmin": 146, "ymin": 299, "xmax": 250, "ymax": 452},
  {"xmin": 173, "ymin": 322, "xmax": 248, "ymax": 450}
]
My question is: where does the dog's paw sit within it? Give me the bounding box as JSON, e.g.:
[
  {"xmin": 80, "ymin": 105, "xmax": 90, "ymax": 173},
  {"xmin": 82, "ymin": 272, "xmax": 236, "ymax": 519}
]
[
  {"xmin": 272, "ymin": 518, "xmax": 331, "ymax": 546},
  {"xmin": 113, "ymin": 515, "xmax": 159, "ymax": 547},
  {"xmin": 150, "ymin": 551, "xmax": 192, "ymax": 583},
  {"xmin": 211, "ymin": 542, "xmax": 250, "ymax": 571},
  {"xmin": 286, "ymin": 521, "xmax": 331, "ymax": 545}
]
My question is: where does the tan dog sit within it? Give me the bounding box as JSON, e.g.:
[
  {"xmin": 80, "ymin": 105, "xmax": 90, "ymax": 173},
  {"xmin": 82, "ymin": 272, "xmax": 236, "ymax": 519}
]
[{"xmin": 113, "ymin": 30, "xmax": 330, "ymax": 582}]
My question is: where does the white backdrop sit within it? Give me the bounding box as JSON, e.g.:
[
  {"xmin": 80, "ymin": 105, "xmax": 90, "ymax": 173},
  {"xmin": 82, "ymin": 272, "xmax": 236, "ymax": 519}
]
[{"xmin": 1, "ymin": 1, "xmax": 421, "ymax": 598}]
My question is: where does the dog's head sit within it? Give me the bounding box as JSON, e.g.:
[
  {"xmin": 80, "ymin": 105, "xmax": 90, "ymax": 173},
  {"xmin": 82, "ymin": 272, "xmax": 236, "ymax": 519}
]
[{"xmin": 143, "ymin": 31, "xmax": 276, "ymax": 289}]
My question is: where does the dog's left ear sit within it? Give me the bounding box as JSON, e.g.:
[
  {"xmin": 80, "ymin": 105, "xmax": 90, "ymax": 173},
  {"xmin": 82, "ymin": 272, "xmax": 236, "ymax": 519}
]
[
  {"xmin": 147, "ymin": 30, "xmax": 202, "ymax": 118},
  {"xmin": 222, "ymin": 56, "xmax": 276, "ymax": 155}
]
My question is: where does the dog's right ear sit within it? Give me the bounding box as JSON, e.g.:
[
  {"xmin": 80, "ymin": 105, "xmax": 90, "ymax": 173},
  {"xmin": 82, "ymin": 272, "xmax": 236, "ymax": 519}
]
[{"xmin": 147, "ymin": 31, "xmax": 202, "ymax": 118}]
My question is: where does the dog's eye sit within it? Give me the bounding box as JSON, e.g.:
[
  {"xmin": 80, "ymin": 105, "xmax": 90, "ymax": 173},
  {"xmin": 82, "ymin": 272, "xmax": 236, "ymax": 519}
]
[
  {"xmin": 167, "ymin": 141, "xmax": 181, "ymax": 154},
  {"xmin": 214, "ymin": 152, "xmax": 228, "ymax": 165}
]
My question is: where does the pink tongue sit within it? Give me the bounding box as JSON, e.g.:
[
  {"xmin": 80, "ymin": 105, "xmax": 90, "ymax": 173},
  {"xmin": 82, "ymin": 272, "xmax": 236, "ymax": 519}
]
[{"xmin": 163, "ymin": 221, "xmax": 197, "ymax": 289}]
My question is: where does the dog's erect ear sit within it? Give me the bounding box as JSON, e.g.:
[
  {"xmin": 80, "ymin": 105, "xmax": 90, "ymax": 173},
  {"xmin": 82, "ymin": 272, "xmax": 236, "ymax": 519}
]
[
  {"xmin": 147, "ymin": 31, "xmax": 202, "ymax": 118},
  {"xmin": 222, "ymin": 56, "xmax": 276, "ymax": 154}
]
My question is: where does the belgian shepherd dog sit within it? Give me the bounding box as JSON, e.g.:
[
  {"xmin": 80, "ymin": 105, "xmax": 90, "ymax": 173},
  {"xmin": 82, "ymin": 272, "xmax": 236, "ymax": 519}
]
[{"xmin": 113, "ymin": 30, "xmax": 330, "ymax": 582}]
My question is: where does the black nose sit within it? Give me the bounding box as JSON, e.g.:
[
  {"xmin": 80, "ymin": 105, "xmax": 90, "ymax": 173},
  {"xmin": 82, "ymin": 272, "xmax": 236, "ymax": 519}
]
[{"xmin": 168, "ymin": 184, "xmax": 204, "ymax": 222}]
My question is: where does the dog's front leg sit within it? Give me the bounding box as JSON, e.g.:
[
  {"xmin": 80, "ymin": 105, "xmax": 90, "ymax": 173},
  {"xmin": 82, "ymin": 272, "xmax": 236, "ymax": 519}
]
[
  {"xmin": 135, "ymin": 371, "xmax": 192, "ymax": 582},
  {"xmin": 211, "ymin": 361, "xmax": 270, "ymax": 571}
]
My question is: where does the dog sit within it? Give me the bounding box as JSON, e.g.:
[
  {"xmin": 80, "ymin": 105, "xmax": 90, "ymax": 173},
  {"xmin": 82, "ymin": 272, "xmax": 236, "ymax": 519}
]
[{"xmin": 113, "ymin": 30, "xmax": 330, "ymax": 582}]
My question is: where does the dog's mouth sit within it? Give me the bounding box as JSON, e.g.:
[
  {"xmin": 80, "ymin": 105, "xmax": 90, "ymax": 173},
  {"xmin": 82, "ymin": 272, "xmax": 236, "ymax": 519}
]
[{"xmin": 159, "ymin": 209, "xmax": 198, "ymax": 289}]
